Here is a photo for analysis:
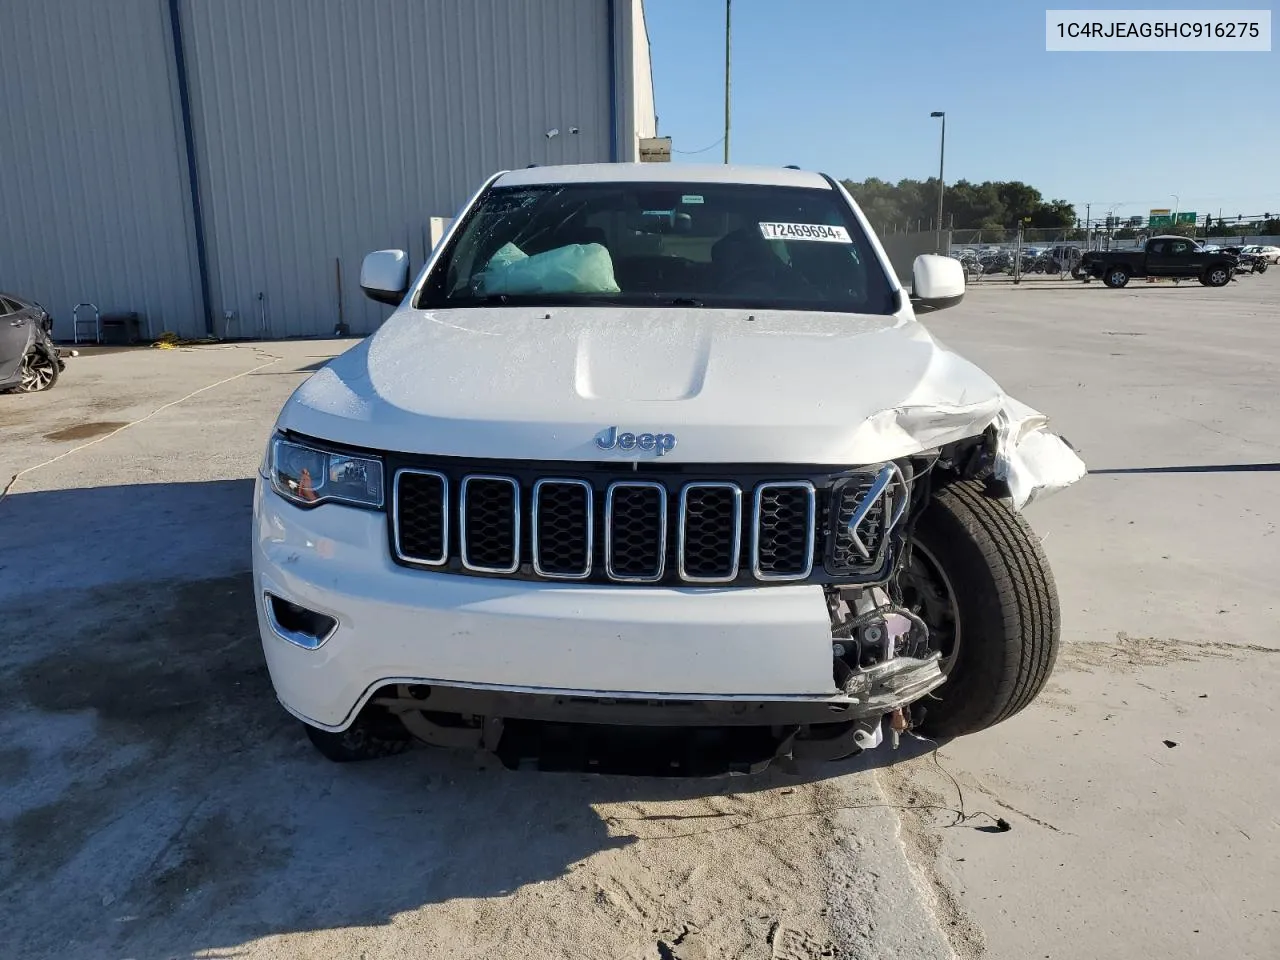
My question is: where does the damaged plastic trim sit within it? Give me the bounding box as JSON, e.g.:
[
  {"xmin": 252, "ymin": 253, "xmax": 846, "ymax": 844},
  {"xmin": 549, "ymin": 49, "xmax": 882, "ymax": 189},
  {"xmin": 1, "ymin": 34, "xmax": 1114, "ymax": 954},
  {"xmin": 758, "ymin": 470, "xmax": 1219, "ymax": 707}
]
[
  {"xmin": 989, "ymin": 397, "xmax": 1087, "ymax": 510},
  {"xmin": 930, "ymin": 396, "xmax": 1086, "ymax": 511}
]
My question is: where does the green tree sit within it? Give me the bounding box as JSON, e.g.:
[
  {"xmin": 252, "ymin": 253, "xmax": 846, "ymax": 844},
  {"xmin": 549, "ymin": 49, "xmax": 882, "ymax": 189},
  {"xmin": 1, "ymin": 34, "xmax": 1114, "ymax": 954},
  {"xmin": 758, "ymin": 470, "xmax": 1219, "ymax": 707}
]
[
  {"xmin": 839, "ymin": 176, "xmax": 1076, "ymax": 235},
  {"xmin": 995, "ymin": 181, "xmax": 1043, "ymax": 226},
  {"xmin": 1029, "ymin": 199, "xmax": 1076, "ymax": 229},
  {"xmin": 945, "ymin": 180, "xmax": 1005, "ymax": 231}
]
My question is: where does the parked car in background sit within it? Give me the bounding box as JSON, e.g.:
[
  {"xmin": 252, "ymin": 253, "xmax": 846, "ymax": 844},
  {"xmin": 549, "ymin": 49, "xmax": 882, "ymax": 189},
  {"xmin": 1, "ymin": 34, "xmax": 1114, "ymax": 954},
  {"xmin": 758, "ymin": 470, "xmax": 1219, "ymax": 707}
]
[
  {"xmin": 1080, "ymin": 236, "xmax": 1237, "ymax": 287},
  {"xmin": 1029, "ymin": 244, "xmax": 1084, "ymax": 278},
  {"xmin": 1242, "ymin": 244, "xmax": 1280, "ymax": 264},
  {"xmin": 0, "ymin": 292, "xmax": 64, "ymax": 393},
  {"xmin": 1221, "ymin": 246, "xmax": 1269, "ymax": 274}
]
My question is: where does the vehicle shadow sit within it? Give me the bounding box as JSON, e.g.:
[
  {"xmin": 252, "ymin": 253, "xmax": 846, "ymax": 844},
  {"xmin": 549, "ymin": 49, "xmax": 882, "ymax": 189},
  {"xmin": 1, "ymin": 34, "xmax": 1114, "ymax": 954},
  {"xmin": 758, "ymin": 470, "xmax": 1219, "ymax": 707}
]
[
  {"xmin": 1090, "ymin": 462, "xmax": 1280, "ymax": 474},
  {"xmin": 0, "ymin": 480, "xmax": 931, "ymax": 960}
]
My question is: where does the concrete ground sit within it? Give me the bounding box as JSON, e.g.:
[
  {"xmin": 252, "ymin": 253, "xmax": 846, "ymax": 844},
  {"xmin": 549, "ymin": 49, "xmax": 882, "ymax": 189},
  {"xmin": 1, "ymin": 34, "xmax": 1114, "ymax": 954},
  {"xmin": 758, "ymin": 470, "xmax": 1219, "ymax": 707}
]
[{"xmin": 1, "ymin": 273, "xmax": 1277, "ymax": 958}]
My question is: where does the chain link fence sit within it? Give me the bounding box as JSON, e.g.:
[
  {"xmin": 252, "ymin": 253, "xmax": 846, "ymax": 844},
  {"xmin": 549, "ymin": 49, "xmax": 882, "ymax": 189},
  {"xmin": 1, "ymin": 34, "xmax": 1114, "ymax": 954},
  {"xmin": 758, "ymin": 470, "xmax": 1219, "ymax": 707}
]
[{"xmin": 946, "ymin": 227, "xmax": 1100, "ymax": 283}]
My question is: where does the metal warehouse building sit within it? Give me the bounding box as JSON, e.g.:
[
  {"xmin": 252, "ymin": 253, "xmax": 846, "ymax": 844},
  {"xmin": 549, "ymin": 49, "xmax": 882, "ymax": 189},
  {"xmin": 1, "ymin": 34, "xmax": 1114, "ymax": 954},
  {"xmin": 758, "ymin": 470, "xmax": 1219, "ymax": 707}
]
[{"xmin": 0, "ymin": 0, "xmax": 656, "ymax": 340}]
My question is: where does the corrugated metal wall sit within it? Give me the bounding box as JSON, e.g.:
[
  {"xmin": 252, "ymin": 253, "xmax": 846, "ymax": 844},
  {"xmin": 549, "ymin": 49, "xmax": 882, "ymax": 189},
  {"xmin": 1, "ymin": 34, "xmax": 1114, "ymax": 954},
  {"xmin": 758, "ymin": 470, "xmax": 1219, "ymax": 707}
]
[
  {"xmin": 179, "ymin": 0, "xmax": 614, "ymax": 338},
  {"xmin": 0, "ymin": 0, "xmax": 203, "ymax": 339}
]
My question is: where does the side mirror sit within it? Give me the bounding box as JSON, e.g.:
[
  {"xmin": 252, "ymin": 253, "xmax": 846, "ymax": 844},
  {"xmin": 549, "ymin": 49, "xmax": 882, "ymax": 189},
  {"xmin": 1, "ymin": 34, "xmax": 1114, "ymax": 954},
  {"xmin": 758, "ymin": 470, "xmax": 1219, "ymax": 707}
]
[
  {"xmin": 360, "ymin": 250, "xmax": 409, "ymax": 306},
  {"xmin": 910, "ymin": 254, "xmax": 965, "ymax": 312}
]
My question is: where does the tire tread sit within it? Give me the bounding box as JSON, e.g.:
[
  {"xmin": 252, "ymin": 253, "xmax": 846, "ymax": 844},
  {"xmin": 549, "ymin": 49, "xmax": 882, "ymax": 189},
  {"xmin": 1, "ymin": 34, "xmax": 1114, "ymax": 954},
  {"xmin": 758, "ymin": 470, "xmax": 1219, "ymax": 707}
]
[{"xmin": 916, "ymin": 480, "xmax": 1060, "ymax": 737}]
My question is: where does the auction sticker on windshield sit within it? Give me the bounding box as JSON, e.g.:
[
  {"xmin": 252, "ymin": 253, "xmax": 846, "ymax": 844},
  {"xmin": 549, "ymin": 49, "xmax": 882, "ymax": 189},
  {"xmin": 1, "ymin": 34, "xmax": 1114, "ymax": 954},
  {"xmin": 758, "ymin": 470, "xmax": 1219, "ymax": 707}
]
[{"xmin": 758, "ymin": 222, "xmax": 851, "ymax": 242}]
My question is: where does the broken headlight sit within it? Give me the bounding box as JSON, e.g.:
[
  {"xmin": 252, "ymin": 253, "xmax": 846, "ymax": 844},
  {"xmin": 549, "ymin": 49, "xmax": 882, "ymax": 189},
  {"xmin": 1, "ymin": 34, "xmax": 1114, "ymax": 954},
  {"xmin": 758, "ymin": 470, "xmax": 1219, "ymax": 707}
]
[{"xmin": 269, "ymin": 435, "xmax": 384, "ymax": 509}]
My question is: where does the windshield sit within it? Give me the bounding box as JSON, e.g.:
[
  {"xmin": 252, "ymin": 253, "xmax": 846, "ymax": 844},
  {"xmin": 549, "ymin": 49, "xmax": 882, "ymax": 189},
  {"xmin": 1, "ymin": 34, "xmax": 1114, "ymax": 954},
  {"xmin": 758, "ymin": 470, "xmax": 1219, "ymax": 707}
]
[{"xmin": 416, "ymin": 181, "xmax": 896, "ymax": 314}]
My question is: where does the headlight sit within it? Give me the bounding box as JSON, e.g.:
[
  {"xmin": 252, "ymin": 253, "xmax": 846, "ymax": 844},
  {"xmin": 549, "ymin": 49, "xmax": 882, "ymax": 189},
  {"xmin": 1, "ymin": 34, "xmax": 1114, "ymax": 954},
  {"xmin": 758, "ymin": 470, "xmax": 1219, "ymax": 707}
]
[{"xmin": 269, "ymin": 435, "xmax": 384, "ymax": 509}]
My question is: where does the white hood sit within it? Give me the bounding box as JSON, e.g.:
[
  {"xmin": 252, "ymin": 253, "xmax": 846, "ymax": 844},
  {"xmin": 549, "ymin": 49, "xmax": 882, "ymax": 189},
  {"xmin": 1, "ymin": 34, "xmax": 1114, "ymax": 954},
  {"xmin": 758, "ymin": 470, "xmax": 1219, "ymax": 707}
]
[{"xmin": 279, "ymin": 306, "xmax": 1010, "ymax": 465}]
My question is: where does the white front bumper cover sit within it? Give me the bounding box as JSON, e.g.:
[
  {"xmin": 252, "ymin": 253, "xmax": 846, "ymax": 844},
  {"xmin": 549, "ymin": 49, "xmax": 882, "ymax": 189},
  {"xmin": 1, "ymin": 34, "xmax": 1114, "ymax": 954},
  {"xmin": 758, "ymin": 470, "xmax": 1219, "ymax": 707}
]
[{"xmin": 252, "ymin": 478, "xmax": 854, "ymax": 731}]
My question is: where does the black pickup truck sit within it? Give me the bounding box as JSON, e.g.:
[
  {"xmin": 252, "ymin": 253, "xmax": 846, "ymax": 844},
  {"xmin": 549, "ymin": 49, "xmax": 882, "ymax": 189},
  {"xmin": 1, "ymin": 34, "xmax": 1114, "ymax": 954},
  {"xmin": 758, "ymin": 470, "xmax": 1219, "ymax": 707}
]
[{"xmin": 1080, "ymin": 236, "xmax": 1237, "ymax": 288}]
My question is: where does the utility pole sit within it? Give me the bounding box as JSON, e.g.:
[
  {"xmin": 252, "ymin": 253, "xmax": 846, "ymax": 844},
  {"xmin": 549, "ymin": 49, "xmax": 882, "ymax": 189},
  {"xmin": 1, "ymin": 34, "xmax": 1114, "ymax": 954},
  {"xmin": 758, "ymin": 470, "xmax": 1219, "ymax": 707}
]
[
  {"xmin": 723, "ymin": 0, "xmax": 732, "ymax": 164},
  {"xmin": 930, "ymin": 112, "xmax": 945, "ymax": 253},
  {"xmin": 1085, "ymin": 202, "xmax": 1091, "ymax": 247}
]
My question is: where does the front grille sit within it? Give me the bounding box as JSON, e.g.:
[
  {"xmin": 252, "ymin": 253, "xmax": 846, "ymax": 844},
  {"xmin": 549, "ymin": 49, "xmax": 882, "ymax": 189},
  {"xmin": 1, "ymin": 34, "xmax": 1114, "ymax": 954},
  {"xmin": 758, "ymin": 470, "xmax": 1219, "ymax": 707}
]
[
  {"xmin": 394, "ymin": 470, "xmax": 447, "ymax": 565},
  {"xmin": 460, "ymin": 476, "xmax": 519, "ymax": 573},
  {"xmin": 753, "ymin": 483, "xmax": 815, "ymax": 580},
  {"xmin": 391, "ymin": 460, "xmax": 899, "ymax": 587},
  {"xmin": 606, "ymin": 482, "xmax": 667, "ymax": 581},
  {"xmin": 678, "ymin": 483, "xmax": 742, "ymax": 582},
  {"xmin": 828, "ymin": 475, "xmax": 886, "ymax": 571},
  {"xmin": 532, "ymin": 479, "xmax": 592, "ymax": 578}
]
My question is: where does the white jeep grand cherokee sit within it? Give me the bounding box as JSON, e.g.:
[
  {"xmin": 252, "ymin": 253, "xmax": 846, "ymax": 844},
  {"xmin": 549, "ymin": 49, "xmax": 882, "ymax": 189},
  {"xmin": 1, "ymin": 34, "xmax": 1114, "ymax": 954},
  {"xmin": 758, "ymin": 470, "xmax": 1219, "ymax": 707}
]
[{"xmin": 253, "ymin": 163, "xmax": 1085, "ymax": 771}]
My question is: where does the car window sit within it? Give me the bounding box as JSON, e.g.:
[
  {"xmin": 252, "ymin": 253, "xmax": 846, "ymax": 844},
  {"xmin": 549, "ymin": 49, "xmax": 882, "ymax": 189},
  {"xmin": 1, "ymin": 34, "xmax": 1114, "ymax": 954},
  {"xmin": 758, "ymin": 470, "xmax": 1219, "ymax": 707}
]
[
  {"xmin": 418, "ymin": 181, "xmax": 897, "ymax": 315},
  {"xmin": 0, "ymin": 297, "xmax": 23, "ymax": 315},
  {"xmin": 1149, "ymin": 241, "xmax": 1166, "ymax": 255}
]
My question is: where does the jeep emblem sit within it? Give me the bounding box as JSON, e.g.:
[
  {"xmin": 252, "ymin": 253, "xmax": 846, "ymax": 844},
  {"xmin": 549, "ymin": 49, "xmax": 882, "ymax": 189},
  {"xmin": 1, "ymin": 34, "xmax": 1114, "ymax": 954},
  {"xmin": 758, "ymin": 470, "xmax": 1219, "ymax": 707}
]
[{"xmin": 594, "ymin": 426, "xmax": 677, "ymax": 456}]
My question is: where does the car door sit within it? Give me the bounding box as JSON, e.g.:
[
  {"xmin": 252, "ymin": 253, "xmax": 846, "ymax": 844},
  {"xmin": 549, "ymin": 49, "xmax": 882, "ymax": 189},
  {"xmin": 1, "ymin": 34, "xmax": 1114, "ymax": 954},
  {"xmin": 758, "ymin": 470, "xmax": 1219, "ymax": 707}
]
[
  {"xmin": 1144, "ymin": 240, "xmax": 1172, "ymax": 275},
  {"xmin": 0, "ymin": 296, "xmax": 34, "ymax": 384},
  {"xmin": 1166, "ymin": 239, "xmax": 1197, "ymax": 275}
]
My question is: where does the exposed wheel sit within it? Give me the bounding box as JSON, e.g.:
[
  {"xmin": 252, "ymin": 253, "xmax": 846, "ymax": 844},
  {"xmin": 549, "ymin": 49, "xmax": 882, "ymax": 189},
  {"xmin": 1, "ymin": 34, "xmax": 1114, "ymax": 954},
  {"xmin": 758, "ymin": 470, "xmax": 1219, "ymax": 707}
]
[
  {"xmin": 303, "ymin": 709, "xmax": 412, "ymax": 762},
  {"xmin": 1203, "ymin": 266, "xmax": 1231, "ymax": 287},
  {"xmin": 1070, "ymin": 264, "xmax": 1085, "ymax": 280},
  {"xmin": 1103, "ymin": 267, "xmax": 1130, "ymax": 288},
  {"xmin": 17, "ymin": 349, "xmax": 59, "ymax": 392},
  {"xmin": 903, "ymin": 480, "xmax": 1060, "ymax": 738},
  {"xmin": 1254, "ymin": 260, "xmax": 1267, "ymax": 273}
]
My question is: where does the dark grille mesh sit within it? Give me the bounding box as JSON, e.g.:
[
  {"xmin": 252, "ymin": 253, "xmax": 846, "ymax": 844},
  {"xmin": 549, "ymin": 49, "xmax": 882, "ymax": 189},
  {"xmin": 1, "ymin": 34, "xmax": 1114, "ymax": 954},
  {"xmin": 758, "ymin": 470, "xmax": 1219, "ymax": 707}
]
[
  {"xmin": 535, "ymin": 482, "xmax": 591, "ymax": 576},
  {"xmin": 828, "ymin": 477, "xmax": 885, "ymax": 571},
  {"xmin": 462, "ymin": 478, "xmax": 517, "ymax": 570},
  {"xmin": 681, "ymin": 486, "xmax": 739, "ymax": 579},
  {"xmin": 396, "ymin": 472, "xmax": 446, "ymax": 562},
  {"xmin": 608, "ymin": 485, "xmax": 665, "ymax": 579},
  {"xmin": 755, "ymin": 485, "xmax": 811, "ymax": 576}
]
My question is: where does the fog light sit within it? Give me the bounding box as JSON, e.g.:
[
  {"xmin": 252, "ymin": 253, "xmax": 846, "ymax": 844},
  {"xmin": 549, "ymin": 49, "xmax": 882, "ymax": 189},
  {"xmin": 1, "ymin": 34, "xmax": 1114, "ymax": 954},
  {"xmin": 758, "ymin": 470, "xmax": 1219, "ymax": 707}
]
[{"xmin": 265, "ymin": 593, "xmax": 338, "ymax": 649}]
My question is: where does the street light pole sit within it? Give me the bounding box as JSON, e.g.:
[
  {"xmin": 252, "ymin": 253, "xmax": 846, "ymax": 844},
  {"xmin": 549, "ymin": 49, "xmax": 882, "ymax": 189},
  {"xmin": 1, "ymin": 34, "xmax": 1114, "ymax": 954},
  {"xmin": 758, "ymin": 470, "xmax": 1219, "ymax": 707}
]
[
  {"xmin": 930, "ymin": 111, "xmax": 945, "ymax": 253},
  {"xmin": 723, "ymin": 0, "xmax": 732, "ymax": 164},
  {"xmin": 1171, "ymin": 194, "xmax": 1179, "ymax": 228}
]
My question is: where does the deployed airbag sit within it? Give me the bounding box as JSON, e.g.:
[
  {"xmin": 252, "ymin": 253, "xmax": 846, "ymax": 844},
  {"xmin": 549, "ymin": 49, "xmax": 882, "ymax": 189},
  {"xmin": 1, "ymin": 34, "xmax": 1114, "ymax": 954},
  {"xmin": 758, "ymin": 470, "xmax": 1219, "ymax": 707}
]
[{"xmin": 481, "ymin": 243, "xmax": 621, "ymax": 296}]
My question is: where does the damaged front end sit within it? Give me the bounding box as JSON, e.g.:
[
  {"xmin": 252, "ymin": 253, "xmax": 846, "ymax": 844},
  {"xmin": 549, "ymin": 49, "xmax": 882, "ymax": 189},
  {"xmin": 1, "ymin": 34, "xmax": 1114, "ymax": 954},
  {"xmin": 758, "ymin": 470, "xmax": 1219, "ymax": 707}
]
[{"xmin": 359, "ymin": 407, "xmax": 1083, "ymax": 775}]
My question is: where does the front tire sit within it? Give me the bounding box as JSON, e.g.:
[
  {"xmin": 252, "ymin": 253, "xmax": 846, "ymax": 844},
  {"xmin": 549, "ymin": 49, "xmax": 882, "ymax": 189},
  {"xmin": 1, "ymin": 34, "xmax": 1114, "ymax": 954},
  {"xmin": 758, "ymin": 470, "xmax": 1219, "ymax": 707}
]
[
  {"xmin": 908, "ymin": 480, "xmax": 1060, "ymax": 738},
  {"xmin": 1203, "ymin": 265, "xmax": 1231, "ymax": 287},
  {"xmin": 1103, "ymin": 267, "xmax": 1130, "ymax": 288},
  {"xmin": 303, "ymin": 710, "xmax": 412, "ymax": 762}
]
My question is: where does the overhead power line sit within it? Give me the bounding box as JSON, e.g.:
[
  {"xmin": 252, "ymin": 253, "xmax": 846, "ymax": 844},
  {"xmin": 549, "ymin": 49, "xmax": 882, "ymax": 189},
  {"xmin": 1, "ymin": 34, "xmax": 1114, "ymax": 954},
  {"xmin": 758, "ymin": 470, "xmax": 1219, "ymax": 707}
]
[{"xmin": 674, "ymin": 137, "xmax": 726, "ymax": 156}]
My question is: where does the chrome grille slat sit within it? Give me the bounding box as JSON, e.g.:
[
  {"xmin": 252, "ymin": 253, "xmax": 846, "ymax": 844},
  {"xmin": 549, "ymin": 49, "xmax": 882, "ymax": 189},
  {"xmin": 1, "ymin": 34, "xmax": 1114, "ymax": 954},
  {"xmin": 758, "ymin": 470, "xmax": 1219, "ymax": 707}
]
[
  {"xmin": 459, "ymin": 475, "xmax": 520, "ymax": 574},
  {"xmin": 751, "ymin": 481, "xmax": 816, "ymax": 581},
  {"xmin": 828, "ymin": 475, "xmax": 886, "ymax": 572},
  {"xmin": 393, "ymin": 469, "xmax": 448, "ymax": 566},
  {"xmin": 678, "ymin": 482, "xmax": 742, "ymax": 583},
  {"xmin": 532, "ymin": 478, "xmax": 593, "ymax": 579},
  {"xmin": 605, "ymin": 481, "xmax": 667, "ymax": 582}
]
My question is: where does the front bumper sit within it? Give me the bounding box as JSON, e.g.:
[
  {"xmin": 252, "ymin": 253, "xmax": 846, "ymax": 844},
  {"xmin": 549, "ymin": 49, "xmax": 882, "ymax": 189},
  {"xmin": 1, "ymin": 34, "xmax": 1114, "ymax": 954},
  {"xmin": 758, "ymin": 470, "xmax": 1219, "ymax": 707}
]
[{"xmin": 253, "ymin": 479, "xmax": 854, "ymax": 730}]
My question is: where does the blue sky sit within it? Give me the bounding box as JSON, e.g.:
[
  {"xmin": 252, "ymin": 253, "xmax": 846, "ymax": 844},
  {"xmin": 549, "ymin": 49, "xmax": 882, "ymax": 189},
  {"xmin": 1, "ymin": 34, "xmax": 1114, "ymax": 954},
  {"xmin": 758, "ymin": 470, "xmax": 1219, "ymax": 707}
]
[{"xmin": 643, "ymin": 0, "xmax": 1279, "ymax": 222}]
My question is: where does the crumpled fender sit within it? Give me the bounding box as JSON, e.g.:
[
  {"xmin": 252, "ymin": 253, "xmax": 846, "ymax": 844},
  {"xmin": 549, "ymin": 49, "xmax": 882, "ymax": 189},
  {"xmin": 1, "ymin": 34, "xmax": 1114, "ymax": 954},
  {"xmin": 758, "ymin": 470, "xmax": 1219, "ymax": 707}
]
[{"xmin": 990, "ymin": 396, "xmax": 1087, "ymax": 510}]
